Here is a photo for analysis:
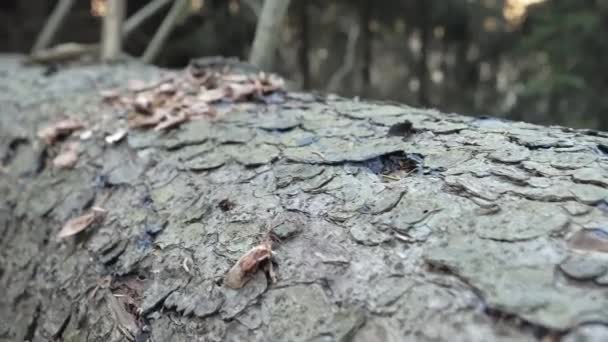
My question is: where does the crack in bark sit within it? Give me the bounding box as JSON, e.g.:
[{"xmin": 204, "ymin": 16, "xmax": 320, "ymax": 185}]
[
  {"xmin": 23, "ymin": 302, "xmax": 41, "ymax": 342},
  {"xmin": 1, "ymin": 137, "xmax": 28, "ymax": 166},
  {"xmin": 424, "ymin": 261, "xmax": 564, "ymax": 340}
]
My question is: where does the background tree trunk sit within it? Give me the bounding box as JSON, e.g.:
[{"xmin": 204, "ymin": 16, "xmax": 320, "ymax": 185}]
[
  {"xmin": 360, "ymin": 0, "xmax": 372, "ymax": 95},
  {"xmin": 417, "ymin": 1, "xmax": 431, "ymax": 107},
  {"xmin": 296, "ymin": 1, "xmax": 310, "ymax": 89},
  {"xmin": 248, "ymin": 0, "xmax": 291, "ymax": 71},
  {"xmin": 101, "ymin": 0, "xmax": 126, "ymax": 61}
]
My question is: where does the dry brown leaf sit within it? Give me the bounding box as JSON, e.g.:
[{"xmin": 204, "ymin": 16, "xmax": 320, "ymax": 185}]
[
  {"xmin": 198, "ymin": 88, "xmax": 226, "ymax": 103},
  {"xmin": 157, "ymin": 82, "xmax": 176, "ymax": 94},
  {"xmin": 128, "ymin": 110, "xmax": 166, "ymax": 129},
  {"xmin": 222, "ymin": 74, "xmax": 250, "ymax": 83},
  {"xmin": 52, "ymin": 141, "xmax": 80, "ymax": 169},
  {"xmin": 154, "ymin": 112, "xmax": 189, "ymax": 131},
  {"xmin": 37, "ymin": 119, "xmax": 84, "ymax": 144},
  {"xmin": 226, "ymin": 82, "xmax": 258, "ymax": 101},
  {"xmin": 133, "ymin": 94, "xmax": 152, "ymax": 114},
  {"xmin": 58, "ymin": 207, "xmax": 107, "ymax": 239},
  {"xmin": 105, "ymin": 129, "xmax": 128, "ymax": 144},
  {"xmin": 259, "ymin": 73, "xmax": 285, "ymax": 93},
  {"xmin": 224, "ymin": 240, "xmax": 273, "ymax": 289},
  {"xmin": 186, "ymin": 102, "xmax": 213, "ymax": 118}
]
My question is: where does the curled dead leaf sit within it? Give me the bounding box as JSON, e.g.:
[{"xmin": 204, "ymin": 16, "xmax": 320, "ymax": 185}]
[
  {"xmin": 198, "ymin": 88, "xmax": 226, "ymax": 103},
  {"xmin": 52, "ymin": 141, "xmax": 80, "ymax": 169},
  {"xmin": 154, "ymin": 111, "xmax": 188, "ymax": 131},
  {"xmin": 186, "ymin": 102, "xmax": 214, "ymax": 119},
  {"xmin": 258, "ymin": 72, "xmax": 285, "ymax": 93},
  {"xmin": 226, "ymin": 82, "xmax": 258, "ymax": 101},
  {"xmin": 37, "ymin": 119, "xmax": 84, "ymax": 145},
  {"xmin": 133, "ymin": 94, "xmax": 152, "ymax": 114},
  {"xmin": 224, "ymin": 240, "xmax": 273, "ymax": 289},
  {"xmin": 128, "ymin": 110, "xmax": 166, "ymax": 129},
  {"xmin": 158, "ymin": 82, "xmax": 176, "ymax": 94},
  {"xmin": 58, "ymin": 206, "xmax": 107, "ymax": 239}
]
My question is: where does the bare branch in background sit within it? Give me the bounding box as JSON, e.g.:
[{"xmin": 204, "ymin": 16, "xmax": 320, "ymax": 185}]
[
  {"xmin": 296, "ymin": 1, "xmax": 310, "ymax": 89},
  {"xmin": 31, "ymin": 0, "xmax": 75, "ymax": 53},
  {"xmin": 249, "ymin": 0, "xmax": 291, "ymax": 71},
  {"xmin": 242, "ymin": 0, "xmax": 263, "ymax": 18},
  {"xmin": 27, "ymin": 43, "xmax": 99, "ymax": 65},
  {"xmin": 101, "ymin": 0, "xmax": 126, "ymax": 61},
  {"xmin": 327, "ymin": 25, "xmax": 360, "ymax": 93},
  {"xmin": 417, "ymin": 1, "xmax": 430, "ymax": 107},
  {"xmin": 123, "ymin": 0, "xmax": 172, "ymax": 39},
  {"xmin": 360, "ymin": 0, "xmax": 372, "ymax": 94},
  {"xmin": 141, "ymin": 0, "xmax": 190, "ymax": 64}
]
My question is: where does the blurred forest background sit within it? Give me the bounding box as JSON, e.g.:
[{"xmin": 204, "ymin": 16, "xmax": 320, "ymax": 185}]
[{"xmin": 1, "ymin": 0, "xmax": 607, "ymax": 130}]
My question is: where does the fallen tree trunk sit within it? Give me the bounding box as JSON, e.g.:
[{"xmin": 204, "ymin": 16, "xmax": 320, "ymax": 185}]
[{"xmin": 1, "ymin": 56, "xmax": 608, "ymax": 342}]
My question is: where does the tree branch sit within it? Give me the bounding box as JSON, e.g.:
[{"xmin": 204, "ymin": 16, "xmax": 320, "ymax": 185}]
[
  {"xmin": 31, "ymin": 0, "xmax": 75, "ymax": 53},
  {"xmin": 141, "ymin": 0, "xmax": 190, "ymax": 64},
  {"xmin": 360, "ymin": 0, "xmax": 372, "ymax": 93},
  {"xmin": 327, "ymin": 25, "xmax": 361, "ymax": 93},
  {"xmin": 242, "ymin": 0, "xmax": 263, "ymax": 18},
  {"xmin": 123, "ymin": 0, "xmax": 172, "ymax": 39}
]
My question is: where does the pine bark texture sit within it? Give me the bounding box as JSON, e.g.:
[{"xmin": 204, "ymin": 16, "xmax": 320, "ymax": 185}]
[{"xmin": 1, "ymin": 57, "xmax": 608, "ymax": 341}]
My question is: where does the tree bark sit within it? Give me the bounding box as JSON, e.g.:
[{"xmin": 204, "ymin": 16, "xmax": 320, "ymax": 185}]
[
  {"xmin": 1, "ymin": 57, "xmax": 608, "ymax": 342},
  {"xmin": 248, "ymin": 0, "xmax": 292, "ymax": 71},
  {"xmin": 101, "ymin": 0, "xmax": 126, "ymax": 61}
]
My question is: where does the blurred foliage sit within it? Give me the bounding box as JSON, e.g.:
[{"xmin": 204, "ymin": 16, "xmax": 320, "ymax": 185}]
[{"xmin": 517, "ymin": 0, "xmax": 608, "ymax": 128}]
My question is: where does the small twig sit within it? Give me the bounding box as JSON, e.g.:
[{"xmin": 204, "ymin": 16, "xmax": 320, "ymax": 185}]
[
  {"xmin": 182, "ymin": 257, "xmax": 192, "ymax": 274},
  {"xmin": 26, "ymin": 43, "xmax": 99, "ymax": 64},
  {"xmin": 141, "ymin": 0, "xmax": 190, "ymax": 64},
  {"xmin": 101, "ymin": 0, "xmax": 126, "ymax": 61},
  {"xmin": 123, "ymin": 0, "xmax": 172, "ymax": 39},
  {"xmin": 31, "ymin": 0, "xmax": 75, "ymax": 53},
  {"xmin": 311, "ymin": 151, "xmax": 326, "ymax": 160},
  {"xmin": 381, "ymin": 174, "xmax": 400, "ymax": 181},
  {"xmin": 394, "ymin": 233, "xmax": 413, "ymax": 243}
]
